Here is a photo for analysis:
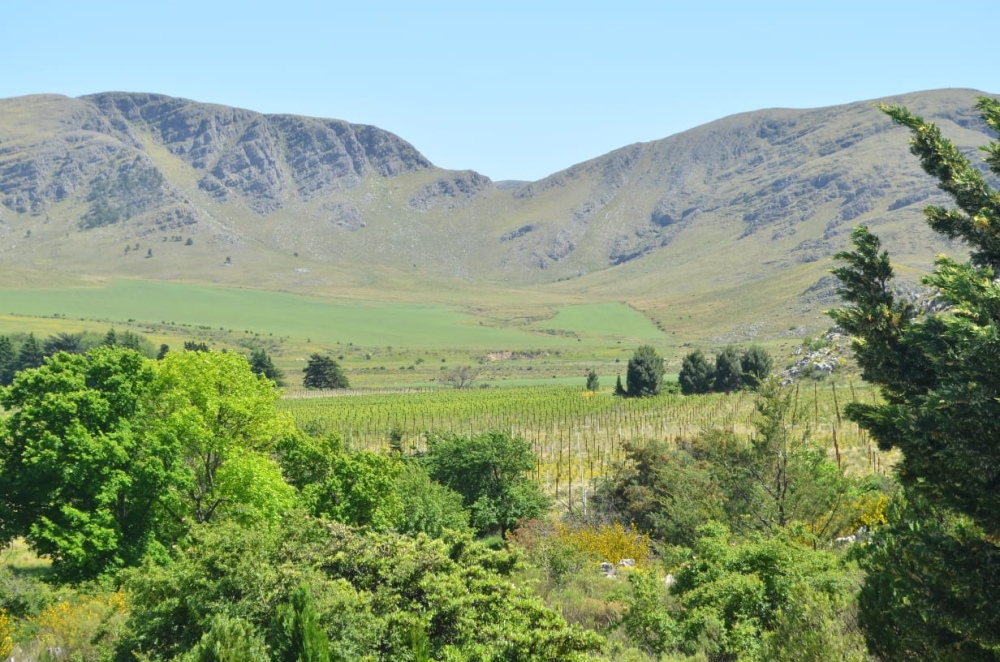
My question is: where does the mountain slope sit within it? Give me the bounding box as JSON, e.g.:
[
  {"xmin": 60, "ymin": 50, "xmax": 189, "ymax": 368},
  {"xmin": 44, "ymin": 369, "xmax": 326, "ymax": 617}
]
[{"xmin": 0, "ymin": 89, "xmax": 995, "ymax": 340}]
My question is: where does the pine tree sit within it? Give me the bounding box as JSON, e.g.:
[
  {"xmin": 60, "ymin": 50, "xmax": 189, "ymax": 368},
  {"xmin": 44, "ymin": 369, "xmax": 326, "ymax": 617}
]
[
  {"xmin": 829, "ymin": 96, "xmax": 1000, "ymax": 658},
  {"xmin": 626, "ymin": 345, "xmax": 664, "ymax": 397},
  {"xmin": 0, "ymin": 336, "xmax": 15, "ymax": 386},
  {"xmin": 678, "ymin": 350, "xmax": 714, "ymax": 395},
  {"xmin": 15, "ymin": 333, "xmax": 43, "ymax": 372},
  {"xmin": 249, "ymin": 348, "xmax": 286, "ymax": 386}
]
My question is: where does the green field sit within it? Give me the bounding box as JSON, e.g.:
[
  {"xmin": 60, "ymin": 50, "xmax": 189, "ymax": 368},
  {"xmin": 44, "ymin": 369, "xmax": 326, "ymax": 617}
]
[{"xmin": 0, "ymin": 280, "xmax": 666, "ymax": 351}]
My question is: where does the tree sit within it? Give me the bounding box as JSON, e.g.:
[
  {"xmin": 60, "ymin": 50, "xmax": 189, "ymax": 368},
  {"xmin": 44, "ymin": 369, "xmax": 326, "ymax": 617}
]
[
  {"xmin": 0, "ymin": 336, "xmax": 14, "ymax": 386},
  {"xmin": 249, "ymin": 347, "xmax": 285, "ymax": 386},
  {"xmin": 442, "ymin": 365, "xmax": 480, "ymax": 389},
  {"xmin": 740, "ymin": 345, "xmax": 773, "ymax": 389},
  {"xmin": 678, "ymin": 349, "xmax": 714, "ymax": 394},
  {"xmin": 714, "ymin": 345, "xmax": 743, "ymax": 392},
  {"xmin": 614, "ymin": 375, "xmax": 626, "ymax": 396},
  {"xmin": 625, "ymin": 345, "xmax": 664, "ymax": 397},
  {"xmin": 144, "ymin": 351, "xmax": 295, "ymax": 525},
  {"xmin": 302, "ymin": 354, "xmax": 349, "ymax": 389},
  {"xmin": 584, "ymin": 369, "xmax": 599, "ymax": 391},
  {"xmin": 43, "ymin": 331, "xmax": 86, "ymax": 355},
  {"xmin": 424, "ymin": 431, "xmax": 548, "ymax": 536},
  {"xmin": 828, "ymin": 96, "xmax": 1000, "ymax": 657},
  {"xmin": 14, "ymin": 333, "xmax": 43, "ymax": 372},
  {"xmin": 0, "ymin": 347, "xmax": 169, "ymax": 579}
]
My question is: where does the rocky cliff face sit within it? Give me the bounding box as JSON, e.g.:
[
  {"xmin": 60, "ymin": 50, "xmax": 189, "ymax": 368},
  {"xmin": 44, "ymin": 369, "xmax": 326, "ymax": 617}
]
[{"xmin": 0, "ymin": 92, "xmax": 439, "ymax": 227}]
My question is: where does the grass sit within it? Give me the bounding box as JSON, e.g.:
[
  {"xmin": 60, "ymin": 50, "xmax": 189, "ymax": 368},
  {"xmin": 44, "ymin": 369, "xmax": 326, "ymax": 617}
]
[{"xmin": 0, "ymin": 279, "xmax": 669, "ymax": 351}]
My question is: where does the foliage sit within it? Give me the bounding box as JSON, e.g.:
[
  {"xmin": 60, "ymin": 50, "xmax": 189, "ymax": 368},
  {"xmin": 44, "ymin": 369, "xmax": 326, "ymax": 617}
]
[
  {"xmin": 713, "ymin": 346, "xmax": 743, "ymax": 393},
  {"xmin": 117, "ymin": 517, "xmax": 602, "ymax": 661},
  {"xmin": 302, "ymin": 353, "xmax": 349, "ymax": 389},
  {"xmin": 592, "ymin": 440, "xmax": 725, "ymax": 547},
  {"xmin": 425, "ymin": 430, "xmax": 549, "ymax": 536},
  {"xmin": 665, "ymin": 523, "xmax": 861, "ymax": 662},
  {"xmin": 558, "ymin": 521, "xmax": 652, "ymax": 567},
  {"xmin": 443, "ymin": 364, "xmax": 480, "ymax": 389},
  {"xmin": 625, "ymin": 345, "xmax": 664, "ymax": 397},
  {"xmin": 678, "ymin": 350, "xmax": 713, "ymax": 395},
  {"xmin": 585, "ymin": 369, "xmax": 599, "ymax": 392},
  {"xmin": 27, "ymin": 591, "xmax": 127, "ymax": 661},
  {"xmin": 0, "ymin": 608, "xmax": 12, "ymax": 660},
  {"xmin": 249, "ymin": 347, "xmax": 286, "ymax": 386},
  {"xmin": 277, "ymin": 432, "xmax": 402, "ymax": 529},
  {"xmin": 619, "ymin": 570, "xmax": 678, "ymax": 656},
  {"xmin": 0, "ymin": 347, "xmax": 167, "ymax": 580},
  {"xmin": 739, "ymin": 345, "xmax": 773, "ymax": 390},
  {"xmin": 854, "ymin": 495, "xmax": 1000, "ymax": 661},
  {"xmin": 270, "ymin": 583, "xmax": 330, "ymax": 662},
  {"xmin": 144, "ymin": 350, "xmax": 295, "ymax": 526},
  {"xmin": 829, "ymin": 97, "xmax": 1000, "ymax": 656},
  {"xmin": 393, "ymin": 461, "xmax": 471, "ymax": 537},
  {"xmin": 178, "ymin": 613, "xmax": 270, "ymax": 662}
]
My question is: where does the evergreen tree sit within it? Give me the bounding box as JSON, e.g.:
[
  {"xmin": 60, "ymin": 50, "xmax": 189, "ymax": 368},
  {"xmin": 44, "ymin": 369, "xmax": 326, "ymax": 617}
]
[
  {"xmin": 678, "ymin": 350, "xmax": 714, "ymax": 395},
  {"xmin": 103, "ymin": 327, "xmax": 118, "ymax": 346},
  {"xmin": 714, "ymin": 346, "xmax": 743, "ymax": 392},
  {"xmin": 157, "ymin": 344, "xmax": 170, "ymax": 360},
  {"xmin": 829, "ymin": 96, "xmax": 1000, "ymax": 658},
  {"xmin": 15, "ymin": 333, "xmax": 43, "ymax": 372},
  {"xmin": 249, "ymin": 348, "xmax": 286, "ymax": 386},
  {"xmin": 270, "ymin": 583, "xmax": 330, "ymax": 662},
  {"xmin": 740, "ymin": 345, "xmax": 773, "ymax": 389},
  {"xmin": 614, "ymin": 375, "xmax": 626, "ymax": 396},
  {"xmin": 625, "ymin": 345, "xmax": 664, "ymax": 397},
  {"xmin": 0, "ymin": 335, "xmax": 15, "ymax": 386},
  {"xmin": 585, "ymin": 369, "xmax": 599, "ymax": 391},
  {"xmin": 302, "ymin": 354, "xmax": 349, "ymax": 389}
]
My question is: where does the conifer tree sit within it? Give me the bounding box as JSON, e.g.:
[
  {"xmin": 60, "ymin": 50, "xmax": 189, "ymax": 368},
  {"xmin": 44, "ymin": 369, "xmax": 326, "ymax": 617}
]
[{"xmin": 830, "ymin": 96, "xmax": 1000, "ymax": 658}]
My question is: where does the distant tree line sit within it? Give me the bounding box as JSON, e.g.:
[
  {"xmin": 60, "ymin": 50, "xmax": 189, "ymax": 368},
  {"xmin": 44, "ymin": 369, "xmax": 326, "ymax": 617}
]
[
  {"xmin": 0, "ymin": 328, "xmax": 157, "ymax": 386},
  {"xmin": 678, "ymin": 345, "xmax": 773, "ymax": 395}
]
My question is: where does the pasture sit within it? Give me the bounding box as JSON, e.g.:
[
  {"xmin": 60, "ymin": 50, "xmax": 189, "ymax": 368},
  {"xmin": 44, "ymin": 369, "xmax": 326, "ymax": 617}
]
[{"xmin": 0, "ymin": 280, "xmax": 667, "ymax": 350}]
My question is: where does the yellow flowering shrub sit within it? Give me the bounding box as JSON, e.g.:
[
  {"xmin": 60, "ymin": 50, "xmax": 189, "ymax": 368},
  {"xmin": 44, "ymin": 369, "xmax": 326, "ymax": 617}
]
[
  {"xmin": 0, "ymin": 608, "xmax": 14, "ymax": 659},
  {"xmin": 557, "ymin": 521, "xmax": 652, "ymax": 567}
]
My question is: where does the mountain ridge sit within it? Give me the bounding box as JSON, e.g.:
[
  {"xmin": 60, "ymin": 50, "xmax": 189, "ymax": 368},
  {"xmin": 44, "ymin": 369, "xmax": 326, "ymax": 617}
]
[{"xmin": 0, "ymin": 88, "xmax": 995, "ymax": 341}]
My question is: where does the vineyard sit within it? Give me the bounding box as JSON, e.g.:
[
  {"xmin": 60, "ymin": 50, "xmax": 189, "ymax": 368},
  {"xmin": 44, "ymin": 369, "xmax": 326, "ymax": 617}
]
[{"xmin": 280, "ymin": 380, "xmax": 887, "ymax": 506}]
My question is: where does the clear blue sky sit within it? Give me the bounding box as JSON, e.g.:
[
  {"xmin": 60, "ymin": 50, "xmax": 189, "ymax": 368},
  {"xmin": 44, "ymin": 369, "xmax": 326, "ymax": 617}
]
[{"xmin": 4, "ymin": 1, "xmax": 996, "ymax": 181}]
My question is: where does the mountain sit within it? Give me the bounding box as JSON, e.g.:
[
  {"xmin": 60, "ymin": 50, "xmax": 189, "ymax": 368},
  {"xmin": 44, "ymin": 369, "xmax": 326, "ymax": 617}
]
[{"xmin": 0, "ymin": 89, "xmax": 994, "ymax": 341}]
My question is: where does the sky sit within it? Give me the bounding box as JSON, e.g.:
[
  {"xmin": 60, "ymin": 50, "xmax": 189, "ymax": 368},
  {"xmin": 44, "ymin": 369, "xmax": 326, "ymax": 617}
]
[{"xmin": 4, "ymin": 1, "xmax": 997, "ymax": 182}]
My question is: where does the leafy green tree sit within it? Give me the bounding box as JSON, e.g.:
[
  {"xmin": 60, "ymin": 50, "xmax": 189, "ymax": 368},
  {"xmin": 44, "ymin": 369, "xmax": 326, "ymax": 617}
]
[
  {"xmin": 0, "ymin": 347, "xmax": 173, "ymax": 580},
  {"xmin": 249, "ymin": 347, "xmax": 285, "ymax": 386},
  {"xmin": 584, "ymin": 369, "xmax": 599, "ymax": 391},
  {"xmin": 592, "ymin": 439, "xmax": 726, "ymax": 546},
  {"xmin": 678, "ymin": 349, "xmax": 714, "ymax": 394},
  {"xmin": 740, "ymin": 345, "xmax": 773, "ymax": 389},
  {"xmin": 828, "ymin": 97, "xmax": 1000, "ymax": 658},
  {"xmin": 277, "ymin": 432, "xmax": 402, "ymax": 529},
  {"xmin": 144, "ymin": 351, "xmax": 295, "ymax": 525},
  {"xmin": 302, "ymin": 354, "xmax": 349, "ymax": 389},
  {"xmin": 713, "ymin": 345, "xmax": 743, "ymax": 392},
  {"xmin": 394, "ymin": 461, "xmax": 470, "ymax": 537},
  {"xmin": 625, "ymin": 345, "xmax": 664, "ymax": 397},
  {"xmin": 425, "ymin": 431, "xmax": 548, "ymax": 536}
]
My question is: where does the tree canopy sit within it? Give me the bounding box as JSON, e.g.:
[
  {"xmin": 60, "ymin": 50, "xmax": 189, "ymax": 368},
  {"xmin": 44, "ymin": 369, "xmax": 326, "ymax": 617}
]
[
  {"xmin": 625, "ymin": 345, "xmax": 664, "ymax": 397},
  {"xmin": 302, "ymin": 354, "xmax": 349, "ymax": 389},
  {"xmin": 829, "ymin": 96, "xmax": 1000, "ymax": 658}
]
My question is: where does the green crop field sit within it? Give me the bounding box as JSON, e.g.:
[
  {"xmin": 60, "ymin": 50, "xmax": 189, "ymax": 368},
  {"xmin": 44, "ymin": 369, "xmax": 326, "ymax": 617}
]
[{"xmin": 0, "ymin": 280, "xmax": 668, "ymax": 351}]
